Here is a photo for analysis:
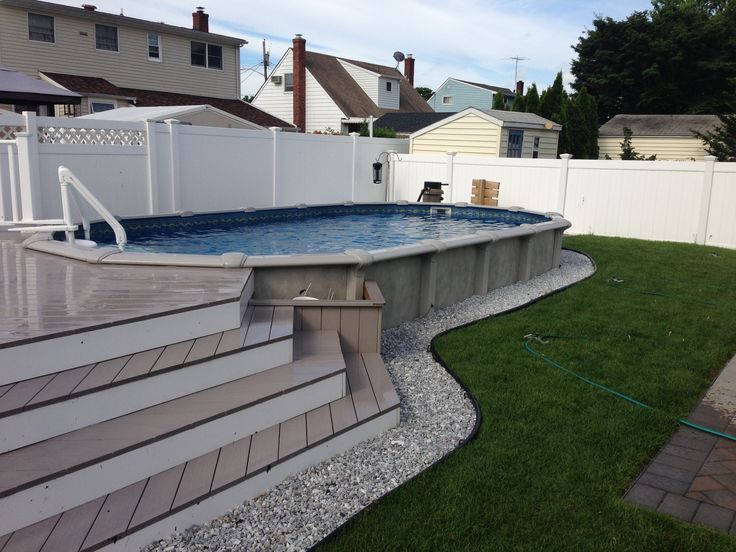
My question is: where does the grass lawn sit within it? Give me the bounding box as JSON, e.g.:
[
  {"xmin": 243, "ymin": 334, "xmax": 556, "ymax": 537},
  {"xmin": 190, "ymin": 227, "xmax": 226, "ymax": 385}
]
[{"xmin": 319, "ymin": 235, "xmax": 736, "ymax": 551}]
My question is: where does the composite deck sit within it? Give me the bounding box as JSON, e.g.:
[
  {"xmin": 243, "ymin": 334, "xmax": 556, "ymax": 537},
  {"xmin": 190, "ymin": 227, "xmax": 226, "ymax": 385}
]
[{"xmin": 0, "ymin": 241, "xmax": 249, "ymax": 347}]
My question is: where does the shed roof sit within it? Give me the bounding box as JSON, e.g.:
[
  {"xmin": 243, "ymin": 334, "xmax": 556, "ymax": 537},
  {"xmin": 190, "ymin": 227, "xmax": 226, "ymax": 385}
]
[
  {"xmin": 0, "ymin": 0, "xmax": 246, "ymax": 46},
  {"xmin": 304, "ymin": 51, "xmax": 433, "ymax": 118},
  {"xmin": 0, "ymin": 65, "xmax": 81, "ymax": 103},
  {"xmin": 77, "ymin": 104, "xmax": 262, "ymax": 128},
  {"xmin": 373, "ymin": 112, "xmax": 454, "ymax": 133},
  {"xmin": 599, "ymin": 114, "xmax": 720, "ymax": 137},
  {"xmin": 410, "ymin": 107, "xmax": 560, "ymax": 139}
]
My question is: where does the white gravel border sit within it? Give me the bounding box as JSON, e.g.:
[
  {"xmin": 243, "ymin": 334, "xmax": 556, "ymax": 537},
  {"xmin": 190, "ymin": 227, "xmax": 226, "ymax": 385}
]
[{"xmin": 146, "ymin": 249, "xmax": 595, "ymax": 552}]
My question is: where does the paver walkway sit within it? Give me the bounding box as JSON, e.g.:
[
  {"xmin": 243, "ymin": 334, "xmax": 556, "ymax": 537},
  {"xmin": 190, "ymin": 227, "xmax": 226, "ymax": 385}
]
[{"xmin": 626, "ymin": 354, "xmax": 736, "ymax": 533}]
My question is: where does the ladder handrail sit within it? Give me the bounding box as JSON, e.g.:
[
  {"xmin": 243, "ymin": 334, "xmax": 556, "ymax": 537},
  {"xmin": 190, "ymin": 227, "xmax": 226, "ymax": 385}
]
[{"xmin": 58, "ymin": 166, "xmax": 126, "ymax": 250}]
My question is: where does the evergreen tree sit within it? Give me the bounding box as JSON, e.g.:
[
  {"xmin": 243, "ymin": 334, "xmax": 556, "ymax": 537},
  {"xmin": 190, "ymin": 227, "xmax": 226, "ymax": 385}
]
[
  {"xmin": 540, "ymin": 72, "xmax": 564, "ymax": 121},
  {"xmin": 492, "ymin": 92, "xmax": 506, "ymax": 110},
  {"xmin": 415, "ymin": 87, "xmax": 433, "ymax": 101},
  {"xmin": 511, "ymin": 93, "xmax": 525, "ymax": 112},
  {"xmin": 556, "ymin": 94, "xmax": 572, "ymax": 156},
  {"xmin": 693, "ymin": 110, "xmax": 736, "ymax": 161},
  {"xmin": 524, "ymin": 84, "xmax": 540, "ymax": 115},
  {"xmin": 620, "ymin": 127, "xmax": 656, "ymax": 160}
]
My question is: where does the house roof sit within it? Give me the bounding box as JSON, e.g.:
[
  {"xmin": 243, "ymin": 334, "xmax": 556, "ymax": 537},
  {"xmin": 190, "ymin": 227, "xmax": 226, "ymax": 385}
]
[
  {"xmin": 304, "ymin": 51, "xmax": 433, "ymax": 119},
  {"xmin": 410, "ymin": 107, "xmax": 560, "ymax": 139},
  {"xmin": 39, "ymin": 72, "xmax": 293, "ymax": 127},
  {"xmin": 373, "ymin": 112, "xmax": 454, "ymax": 134},
  {"xmin": 599, "ymin": 114, "xmax": 721, "ymax": 137},
  {"xmin": 76, "ymin": 104, "xmax": 262, "ymax": 129},
  {"xmin": 0, "ymin": 0, "xmax": 246, "ymax": 46},
  {"xmin": 120, "ymin": 87, "xmax": 293, "ymax": 128},
  {"xmin": 454, "ymin": 79, "xmax": 514, "ymax": 96},
  {"xmin": 0, "ymin": 65, "xmax": 81, "ymax": 103}
]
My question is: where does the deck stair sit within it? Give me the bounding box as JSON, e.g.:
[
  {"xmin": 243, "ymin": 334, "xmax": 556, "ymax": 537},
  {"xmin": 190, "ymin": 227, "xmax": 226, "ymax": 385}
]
[{"xmin": 0, "ymin": 254, "xmax": 400, "ymax": 551}]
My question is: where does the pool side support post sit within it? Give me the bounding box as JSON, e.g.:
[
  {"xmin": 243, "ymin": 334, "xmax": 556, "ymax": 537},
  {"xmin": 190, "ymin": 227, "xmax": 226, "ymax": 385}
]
[
  {"xmin": 474, "ymin": 232, "xmax": 498, "ymax": 295},
  {"xmin": 419, "ymin": 240, "xmax": 447, "ymax": 317},
  {"xmin": 344, "ymin": 249, "xmax": 373, "ymax": 300}
]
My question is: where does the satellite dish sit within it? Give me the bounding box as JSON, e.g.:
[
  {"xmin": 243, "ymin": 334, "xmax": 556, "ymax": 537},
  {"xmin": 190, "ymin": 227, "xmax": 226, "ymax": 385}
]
[{"xmin": 393, "ymin": 51, "xmax": 405, "ymax": 63}]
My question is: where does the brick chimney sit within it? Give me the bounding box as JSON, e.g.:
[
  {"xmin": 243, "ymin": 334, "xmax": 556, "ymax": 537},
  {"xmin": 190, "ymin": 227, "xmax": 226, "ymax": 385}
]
[
  {"xmin": 292, "ymin": 34, "xmax": 306, "ymax": 132},
  {"xmin": 516, "ymin": 80, "xmax": 524, "ymax": 95},
  {"xmin": 404, "ymin": 54, "xmax": 415, "ymax": 85},
  {"xmin": 192, "ymin": 7, "xmax": 209, "ymax": 32}
]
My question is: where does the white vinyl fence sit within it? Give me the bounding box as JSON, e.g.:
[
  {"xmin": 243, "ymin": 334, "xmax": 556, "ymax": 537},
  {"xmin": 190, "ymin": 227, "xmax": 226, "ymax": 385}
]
[
  {"xmin": 390, "ymin": 153, "xmax": 736, "ymax": 249},
  {"xmin": 0, "ymin": 112, "xmax": 407, "ymax": 223}
]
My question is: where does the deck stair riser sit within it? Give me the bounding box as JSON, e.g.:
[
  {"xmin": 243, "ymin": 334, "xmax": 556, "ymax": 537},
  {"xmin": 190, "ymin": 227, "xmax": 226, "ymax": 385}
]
[
  {"xmin": 0, "ymin": 298, "xmax": 249, "ymax": 386},
  {"xmin": 0, "ymin": 371, "xmax": 345, "ymax": 535},
  {"xmin": 0, "ymin": 337, "xmax": 292, "ymax": 453}
]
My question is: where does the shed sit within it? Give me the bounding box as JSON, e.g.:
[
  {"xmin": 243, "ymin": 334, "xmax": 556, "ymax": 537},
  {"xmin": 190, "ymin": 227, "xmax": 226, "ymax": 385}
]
[
  {"xmin": 410, "ymin": 107, "xmax": 560, "ymax": 158},
  {"xmin": 598, "ymin": 114, "xmax": 720, "ymax": 160},
  {"xmin": 78, "ymin": 105, "xmax": 264, "ymax": 130}
]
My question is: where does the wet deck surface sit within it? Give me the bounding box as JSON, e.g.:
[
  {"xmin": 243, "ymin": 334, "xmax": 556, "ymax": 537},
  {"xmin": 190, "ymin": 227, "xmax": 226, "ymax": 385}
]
[
  {"xmin": 0, "ymin": 241, "xmax": 249, "ymax": 347},
  {"xmin": 626, "ymin": 354, "xmax": 736, "ymax": 534}
]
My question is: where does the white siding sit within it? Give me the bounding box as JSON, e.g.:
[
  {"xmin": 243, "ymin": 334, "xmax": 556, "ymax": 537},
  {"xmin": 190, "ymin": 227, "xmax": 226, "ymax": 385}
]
[
  {"xmin": 251, "ymin": 51, "xmax": 294, "ymax": 126},
  {"xmin": 598, "ymin": 136, "xmax": 710, "ymax": 160},
  {"xmin": 377, "ymin": 77, "xmax": 400, "ymax": 110},
  {"xmin": 0, "ymin": 5, "xmax": 240, "ymax": 99},
  {"xmin": 411, "ymin": 113, "xmax": 501, "ymax": 156},
  {"xmin": 338, "ymin": 60, "xmax": 378, "ymax": 104},
  {"xmin": 304, "ymin": 70, "xmax": 345, "ymax": 133}
]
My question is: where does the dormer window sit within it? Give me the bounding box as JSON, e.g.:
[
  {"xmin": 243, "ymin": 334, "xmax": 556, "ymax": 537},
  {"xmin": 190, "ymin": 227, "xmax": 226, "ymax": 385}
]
[{"xmin": 386, "ymin": 81, "xmax": 392, "ymax": 92}]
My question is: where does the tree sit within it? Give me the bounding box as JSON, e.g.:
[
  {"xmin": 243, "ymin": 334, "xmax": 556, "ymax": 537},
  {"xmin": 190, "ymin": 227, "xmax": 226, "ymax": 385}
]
[
  {"xmin": 358, "ymin": 120, "xmax": 397, "ymax": 138},
  {"xmin": 492, "ymin": 92, "xmax": 506, "ymax": 110},
  {"xmin": 693, "ymin": 111, "xmax": 736, "ymax": 161},
  {"xmin": 540, "ymin": 72, "xmax": 564, "ymax": 121},
  {"xmin": 571, "ymin": 1, "xmax": 736, "ymax": 122},
  {"xmin": 560, "ymin": 88, "xmax": 600, "ymax": 159},
  {"xmin": 511, "ymin": 93, "xmax": 525, "ymax": 112},
  {"xmin": 620, "ymin": 127, "xmax": 657, "ymax": 160},
  {"xmin": 524, "ymin": 84, "xmax": 540, "ymax": 115},
  {"xmin": 415, "ymin": 87, "xmax": 433, "ymax": 101},
  {"xmin": 242, "ymin": 95, "xmax": 254, "ymax": 103}
]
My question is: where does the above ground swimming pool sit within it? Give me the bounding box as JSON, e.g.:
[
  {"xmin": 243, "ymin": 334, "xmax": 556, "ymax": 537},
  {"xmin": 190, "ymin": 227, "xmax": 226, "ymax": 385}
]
[
  {"xmin": 79, "ymin": 203, "xmax": 551, "ymax": 256},
  {"xmin": 38, "ymin": 202, "xmax": 570, "ymax": 327}
]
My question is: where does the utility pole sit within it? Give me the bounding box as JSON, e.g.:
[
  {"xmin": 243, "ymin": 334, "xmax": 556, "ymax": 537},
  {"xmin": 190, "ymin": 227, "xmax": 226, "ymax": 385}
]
[
  {"xmin": 508, "ymin": 56, "xmax": 528, "ymax": 86},
  {"xmin": 262, "ymin": 40, "xmax": 269, "ymax": 81}
]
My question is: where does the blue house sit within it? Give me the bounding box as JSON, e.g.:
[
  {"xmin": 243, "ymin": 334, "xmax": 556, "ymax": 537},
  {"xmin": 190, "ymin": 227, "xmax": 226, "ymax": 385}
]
[{"xmin": 427, "ymin": 78, "xmax": 515, "ymax": 112}]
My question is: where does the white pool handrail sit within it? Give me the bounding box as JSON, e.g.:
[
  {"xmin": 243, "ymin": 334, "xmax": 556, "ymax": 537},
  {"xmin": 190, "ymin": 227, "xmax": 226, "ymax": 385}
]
[{"xmin": 58, "ymin": 166, "xmax": 127, "ymax": 250}]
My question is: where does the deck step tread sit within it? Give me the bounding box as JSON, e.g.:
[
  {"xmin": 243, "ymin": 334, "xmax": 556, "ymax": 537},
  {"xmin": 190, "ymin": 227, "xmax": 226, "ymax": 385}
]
[
  {"xmin": 0, "ymin": 305, "xmax": 294, "ymax": 419},
  {"xmin": 0, "ymin": 330, "xmax": 337, "ymax": 498},
  {"xmin": 0, "ymin": 352, "xmax": 399, "ymax": 552}
]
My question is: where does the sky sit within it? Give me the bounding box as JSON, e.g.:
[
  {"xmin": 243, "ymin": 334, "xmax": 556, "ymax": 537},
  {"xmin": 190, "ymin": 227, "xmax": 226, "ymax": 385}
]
[{"xmin": 52, "ymin": 0, "xmax": 654, "ymax": 97}]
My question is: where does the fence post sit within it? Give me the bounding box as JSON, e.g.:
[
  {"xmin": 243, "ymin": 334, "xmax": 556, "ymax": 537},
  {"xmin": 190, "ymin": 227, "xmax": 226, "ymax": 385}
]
[
  {"xmin": 14, "ymin": 112, "xmax": 41, "ymax": 221},
  {"xmin": 696, "ymin": 155, "xmax": 717, "ymax": 245},
  {"xmin": 145, "ymin": 121, "xmax": 159, "ymax": 215},
  {"xmin": 165, "ymin": 119, "xmax": 181, "ymax": 213},
  {"xmin": 269, "ymin": 127, "xmax": 281, "ymax": 207},
  {"xmin": 556, "ymin": 153, "xmax": 572, "ymax": 215},
  {"xmin": 349, "ymin": 132, "xmax": 359, "ymax": 202},
  {"xmin": 445, "ymin": 151, "xmax": 457, "ymax": 203}
]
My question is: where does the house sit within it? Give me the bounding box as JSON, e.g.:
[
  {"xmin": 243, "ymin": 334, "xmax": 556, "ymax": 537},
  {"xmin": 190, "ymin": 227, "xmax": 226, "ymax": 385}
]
[
  {"xmin": 0, "ymin": 0, "xmax": 291, "ymax": 128},
  {"xmin": 0, "ymin": 63, "xmax": 81, "ymax": 113},
  {"xmin": 251, "ymin": 35, "xmax": 433, "ymax": 133},
  {"xmin": 427, "ymin": 78, "xmax": 516, "ymax": 112},
  {"xmin": 372, "ymin": 112, "xmax": 454, "ymax": 138},
  {"xmin": 410, "ymin": 107, "xmax": 561, "ymax": 158},
  {"xmin": 78, "ymin": 104, "xmax": 264, "ymax": 129},
  {"xmin": 598, "ymin": 114, "xmax": 720, "ymax": 160}
]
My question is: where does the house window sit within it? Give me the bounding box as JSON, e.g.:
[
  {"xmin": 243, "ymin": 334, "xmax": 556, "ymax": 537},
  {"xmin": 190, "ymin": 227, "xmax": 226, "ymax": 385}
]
[
  {"xmin": 284, "ymin": 73, "xmax": 294, "ymax": 92},
  {"xmin": 507, "ymin": 130, "xmax": 524, "ymax": 158},
  {"xmin": 95, "ymin": 24, "xmax": 118, "ymax": 51},
  {"xmin": 89, "ymin": 99, "xmax": 116, "ymax": 113},
  {"xmin": 386, "ymin": 81, "xmax": 392, "ymax": 92},
  {"xmin": 148, "ymin": 33, "xmax": 161, "ymax": 60},
  {"xmin": 191, "ymin": 41, "xmax": 222, "ymax": 69},
  {"xmin": 532, "ymin": 136, "xmax": 540, "ymax": 158},
  {"xmin": 28, "ymin": 13, "xmax": 54, "ymax": 43},
  {"xmin": 442, "ymin": 96, "xmax": 453, "ymax": 105}
]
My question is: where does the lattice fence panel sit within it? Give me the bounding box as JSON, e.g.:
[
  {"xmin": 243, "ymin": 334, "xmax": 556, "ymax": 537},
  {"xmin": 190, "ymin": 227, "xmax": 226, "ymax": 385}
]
[
  {"xmin": 37, "ymin": 127, "xmax": 146, "ymax": 146},
  {"xmin": 0, "ymin": 126, "xmax": 24, "ymax": 141}
]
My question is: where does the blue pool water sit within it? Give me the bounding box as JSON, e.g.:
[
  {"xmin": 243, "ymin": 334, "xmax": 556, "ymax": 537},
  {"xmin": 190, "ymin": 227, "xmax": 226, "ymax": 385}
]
[{"xmin": 83, "ymin": 204, "xmax": 549, "ymax": 256}]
